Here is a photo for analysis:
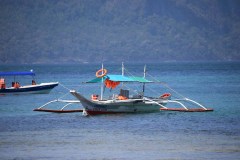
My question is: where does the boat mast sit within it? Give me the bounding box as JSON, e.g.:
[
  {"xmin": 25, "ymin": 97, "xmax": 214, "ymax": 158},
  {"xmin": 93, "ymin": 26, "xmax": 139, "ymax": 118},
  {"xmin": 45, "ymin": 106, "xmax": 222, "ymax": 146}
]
[
  {"xmin": 142, "ymin": 64, "xmax": 146, "ymax": 96},
  {"xmin": 122, "ymin": 62, "xmax": 124, "ymax": 76},
  {"xmin": 121, "ymin": 62, "xmax": 125, "ymax": 89},
  {"xmin": 100, "ymin": 63, "xmax": 104, "ymax": 100}
]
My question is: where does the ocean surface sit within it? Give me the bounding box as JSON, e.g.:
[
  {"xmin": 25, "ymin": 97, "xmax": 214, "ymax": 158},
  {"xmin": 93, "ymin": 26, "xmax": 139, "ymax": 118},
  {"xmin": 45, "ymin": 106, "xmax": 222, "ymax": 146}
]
[{"xmin": 0, "ymin": 62, "xmax": 239, "ymax": 160}]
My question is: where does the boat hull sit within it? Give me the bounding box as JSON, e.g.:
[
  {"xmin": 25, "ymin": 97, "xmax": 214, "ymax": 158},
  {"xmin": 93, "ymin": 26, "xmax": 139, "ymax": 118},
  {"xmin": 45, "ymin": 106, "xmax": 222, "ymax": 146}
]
[
  {"xmin": 70, "ymin": 91, "xmax": 166, "ymax": 115},
  {"xmin": 0, "ymin": 82, "xmax": 58, "ymax": 94},
  {"xmin": 82, "ymin": 104, "xmax": 162, "ymax": 115}
]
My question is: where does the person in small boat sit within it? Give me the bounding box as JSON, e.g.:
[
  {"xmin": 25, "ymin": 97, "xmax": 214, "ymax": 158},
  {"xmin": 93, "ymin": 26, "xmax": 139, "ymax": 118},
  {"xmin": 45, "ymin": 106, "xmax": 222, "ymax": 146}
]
[
  {"xmin": 32, "ymin": 80, "xmax": 36, "ymax": 85},
  {"xmin": 13, "ymin": 82, "xmax": 20, "ymax": 88},
  {"xmin": 0, "ymin": 78, "xmax": 6, "ymax": 89},
  {"xmin": 117, "ymin": 89, "xmax": 129, "ymax": 100},
  {"xmin": 117, "ymin": 95, "xmax": 128, "ymax": 100},
  {"xmin": 91, "ymin": 94, "xmax": 99, "ymax": 100}
]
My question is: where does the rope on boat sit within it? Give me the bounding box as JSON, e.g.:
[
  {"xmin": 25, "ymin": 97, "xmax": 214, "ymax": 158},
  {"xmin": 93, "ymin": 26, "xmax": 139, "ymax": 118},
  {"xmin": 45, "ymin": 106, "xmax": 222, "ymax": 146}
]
[
  {"xmin": 123, "ymin": 67, "xmax": 184, "ymax": 100},
  {"xmin": 123, "ymin": 67, "xmax": 183, "ymax": 98},
  {"xmin": 59, "ymin": 83, "xmax": 72, "ymax": 91},
  {"xmin": 146, "ymin": 73, "xmax": 186, "ymax": 99},
  {"xmin": 123, "ymin": 67, "xmax": 211, "ymax": 111},
  {"xmin": 34, "ymin": 82, "xmax": 83, "ymax": 112},
  {"xmin": 122, "ymin": 84, "xmax": 168, "ymax": 109},
  {"xmin": 58, "ymin": 82, "xmax": 86, "ymax": 99}
]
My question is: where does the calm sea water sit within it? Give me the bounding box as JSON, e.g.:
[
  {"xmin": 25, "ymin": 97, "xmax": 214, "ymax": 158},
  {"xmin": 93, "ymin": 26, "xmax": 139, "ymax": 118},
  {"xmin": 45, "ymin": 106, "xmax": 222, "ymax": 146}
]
[{"xmin": 0, "ymin": 62, "xmax": 239, "ymax": 160}]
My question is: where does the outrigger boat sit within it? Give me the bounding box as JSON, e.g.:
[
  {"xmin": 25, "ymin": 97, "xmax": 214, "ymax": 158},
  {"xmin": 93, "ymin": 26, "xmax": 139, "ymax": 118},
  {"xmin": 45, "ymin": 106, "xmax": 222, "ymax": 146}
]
[
  {"xmin": 0, "ymin": 71, "xmax": 58, "ymax": 94},
  {"xmin": 34, "ymin": 64, "xmax": 213, "ymax": 115}
]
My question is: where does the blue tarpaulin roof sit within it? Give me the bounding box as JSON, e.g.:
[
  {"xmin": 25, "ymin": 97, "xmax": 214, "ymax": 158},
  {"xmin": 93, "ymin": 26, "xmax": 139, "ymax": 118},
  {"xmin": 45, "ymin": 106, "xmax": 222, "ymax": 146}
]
[
  {"xmin": 0, "ymin": 71, "xmax": 35, "ymax": 76},
  {"xmin": 86, "ymin": 74, "xmax": 152, "ymax": 83}
]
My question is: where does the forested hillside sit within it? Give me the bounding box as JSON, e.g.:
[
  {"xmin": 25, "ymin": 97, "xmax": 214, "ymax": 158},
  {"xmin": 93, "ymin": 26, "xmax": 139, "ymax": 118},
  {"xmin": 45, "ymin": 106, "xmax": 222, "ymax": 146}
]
[{"xmin": 0, "ymin": 0, "xmax": 239, "ymax": 64}]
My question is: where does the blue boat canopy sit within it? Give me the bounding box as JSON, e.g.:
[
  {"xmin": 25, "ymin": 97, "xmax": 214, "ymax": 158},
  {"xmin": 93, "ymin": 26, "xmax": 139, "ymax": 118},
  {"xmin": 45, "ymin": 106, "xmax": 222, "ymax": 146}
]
[
  {"xmin": 86, "ymin": 74, "xmax": 152, "ymax": 83},
  {"xmin": 0, "ymin": 71, "xmax": 35, "ymax": 76}
]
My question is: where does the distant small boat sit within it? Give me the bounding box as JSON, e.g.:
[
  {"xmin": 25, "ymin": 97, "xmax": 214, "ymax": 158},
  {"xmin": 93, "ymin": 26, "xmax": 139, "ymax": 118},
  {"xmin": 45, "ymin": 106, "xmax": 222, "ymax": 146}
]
[{"xmin": 0, "ymin": 71, "xmax": 58, "ymax": 94}]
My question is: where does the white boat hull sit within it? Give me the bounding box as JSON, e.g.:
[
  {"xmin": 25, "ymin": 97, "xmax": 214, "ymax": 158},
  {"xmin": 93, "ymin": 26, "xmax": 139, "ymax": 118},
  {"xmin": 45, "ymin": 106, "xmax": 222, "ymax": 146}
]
[
  {"xmin": 70, "ymin": 90, "xmax": 166, "ymax": 115},
  {"xmin": 0, "ymin": 82, "xmax": 58, "ymax": 95}
]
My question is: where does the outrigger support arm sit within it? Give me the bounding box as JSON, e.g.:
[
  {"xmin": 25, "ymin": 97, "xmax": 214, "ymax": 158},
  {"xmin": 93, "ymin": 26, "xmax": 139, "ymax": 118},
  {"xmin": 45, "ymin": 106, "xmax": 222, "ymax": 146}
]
[
  {"xmin": 61, "ymin": 103, "xmax": 74, "ymax": 110},
  {"xmin": 57, "ymin": 99, "xmax": 80, "ymax": 103},
  {"xmin": 37, "ymin": 100, "xmax": 58, "ymax": 109},
  {"xmin": 184, "ymin": 98, "xmax": 208, "ymax": 110},
  {"xmin": 36, "ymin": 99, "xmax": 80, "ymax": 110},
  {"xmin": 143, "ymin": 97, "xmax": 168, "ymax": 109},
  {"xmin": 165, "ymin": 98, "xmax": 208, "ymax": 110},
  {"xmin": 167, "ymin": 100, "xmax": 189, "ymax": 110}
]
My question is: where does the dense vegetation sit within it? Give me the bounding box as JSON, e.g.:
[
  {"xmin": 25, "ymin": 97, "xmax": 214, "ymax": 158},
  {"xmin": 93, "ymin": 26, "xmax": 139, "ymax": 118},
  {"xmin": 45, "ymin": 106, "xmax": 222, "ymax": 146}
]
[{"xmin": 0, "ymin": 0, "xmax": 239, "ymax": 64}]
